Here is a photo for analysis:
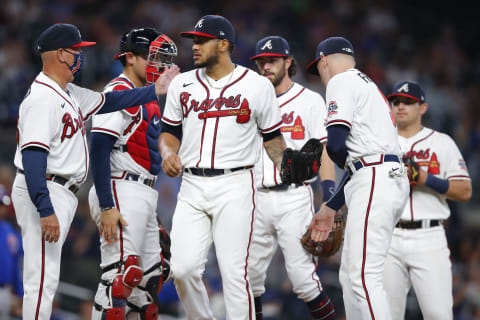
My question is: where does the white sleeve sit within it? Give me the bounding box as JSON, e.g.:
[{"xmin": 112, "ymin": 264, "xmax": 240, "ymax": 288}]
[
  {"xmin": 19, "ymin": 98, "xmax": 59, "ymax": 152},
  {"xmin": 256, "ymin": 78, "xmax": 282, "ymax": 134},
  {"xmin": 442, "ymin": 134, "xmax": 470, "ymax": 180},
  {"xmin": 67, "ymin": 83, "xmax": 105, "ymax": 121},
  {"xmin": 309, "ymin": 93, "xmax": 328, "ymax": 142},
  {"xmin": 161, "ymin": 77, "xmax": 182, "ymax": 127},
  {"xmin": 325, "ymin": 76, "xmax": 355, "ymax": 129},
  {"xmin": 91, "ymin": 112, "xmax": 126, "ymax": 139}
]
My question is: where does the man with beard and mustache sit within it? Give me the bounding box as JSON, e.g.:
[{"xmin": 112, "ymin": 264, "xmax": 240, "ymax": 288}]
[
  {"xmin": 158, "ymin": 15, "xmax": 289, "ymax": 319},
  {"xmin": 248, "ymin": 35, "xmax": 337, "ymax": 320}
]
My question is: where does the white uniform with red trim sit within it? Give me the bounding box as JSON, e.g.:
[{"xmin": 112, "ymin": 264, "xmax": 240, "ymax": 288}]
[
  {"xmin": 88, "ymin": 74, "xmax": 163, "ymax": 313},
  {"xmin": 11, "ymin": 71, "xmax": 105, "ymax": 319},
  {"xmin": 249, "ymin": 82, "xmax": 328, "ymax": 301},
  {"xmin": 162, "ymin": 64, "xmax": 281, "ymax": 320},
  {"xmin": 325, "ymin": 68, "xmax": 409, "ymax": 320},
  {"xmin": 384, "ymin": 127, "xmax": 471, "ymax": 320}
]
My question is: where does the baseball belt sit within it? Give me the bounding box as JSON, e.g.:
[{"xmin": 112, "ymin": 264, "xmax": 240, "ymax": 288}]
[
  {"xmin": 112, "ymin": 171, "xmax": 156, "ymax": 188},
  {"xmin": 262, "ymin": 182, "xmax": 309, "ymax": 191},
  {"xmin": 17, "ymin": 169, "xmax": 79, "ymax": 194},
  {"xmin": 349, "ymin": 154, "xmax": 400, "ymax": 174},
  {"xmin": 184, "ymin": 165, "xmax": 253, "ymax": 177},
  {"xmin": 395, "ymin": 219, "xmax": 442, "ymax": 229}
]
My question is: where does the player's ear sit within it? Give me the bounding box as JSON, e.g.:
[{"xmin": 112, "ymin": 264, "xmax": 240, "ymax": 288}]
[
  {"xmin": 420, "ymin": 102, "xmax": 428, "ymax": 115},
  {"xmin": 56, "ymin": 48, "xmax": 66, "ymax": 63},
  {"xmin": 218, "ymin": 39, "xmax": 229, "ymax": 53},
  {"xmin": 285, "ymin": 57, "xmax": 292, "ymax": 70}
]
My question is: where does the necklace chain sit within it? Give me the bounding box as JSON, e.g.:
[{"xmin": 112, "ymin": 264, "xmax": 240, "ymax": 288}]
[{"xmin": 203, "ymin": 69, "xmax": 235, "ymax": 90}]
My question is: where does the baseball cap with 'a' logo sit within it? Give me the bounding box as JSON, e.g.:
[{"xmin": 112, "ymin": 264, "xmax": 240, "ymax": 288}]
[
  {"xmin": 305, "ymin": 37, "xmax": 354, "ymax": 76},
  {"xmin": 387, "ymin": 81, "xmax": 426, "ymax": 103},
  {"xmin": 180, "ymin": 15, "xmax": 235, "ymax": 43},
  {"xmin": 250, "ymin": 36, "xmax": 291, "ymax": 60}
]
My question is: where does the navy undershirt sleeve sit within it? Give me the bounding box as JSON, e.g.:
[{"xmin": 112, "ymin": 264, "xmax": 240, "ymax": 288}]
[
  {"xmin": 98, "ymin": 85, "xmax": 158, "ymax": 114},
  {"xmin": 263, "ymin": 128, "xmax": 282, "ymax": 142},
  {"xmin": 325, "ymin": 171, "xmax": 350, "ymax": 210},
  {"xmin": 90, "ymin": 132, "xmax": 116, "ymax": 208},
  {"xmin": 160, "ymin": 121, "xmax": 182, "ymax": 140},
  {"xmin": 321, "ymin": 179, "xmax": 335, "ymax": 202},
  {"xmin": 326, "ymin": 125, "xmax": 350, "ymax": 168},
  {"xmin": 22, "ymin": 148, "xmax": 54, "ymax": 218}
]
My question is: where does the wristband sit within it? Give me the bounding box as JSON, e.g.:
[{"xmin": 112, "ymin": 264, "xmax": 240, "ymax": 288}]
[
  {"xmin": 425, "ymin": 174, "xmax": 449, "ymax": 194},
  {"xmin": 321, "ymin": 180, "xmax": 335, "ymax": 202},
  {"xmin": 101, "ymin": 206, "xmax": 115, "ymax": 212}
]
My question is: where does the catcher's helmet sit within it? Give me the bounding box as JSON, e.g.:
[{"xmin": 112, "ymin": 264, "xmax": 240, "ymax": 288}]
[
  {"xmin": 146, "ymin": 34, "xmax": 177, "ymax": 84},
  {"xmin": 113, "ymin": 27, "xmax": 161, "ymax": 60}
]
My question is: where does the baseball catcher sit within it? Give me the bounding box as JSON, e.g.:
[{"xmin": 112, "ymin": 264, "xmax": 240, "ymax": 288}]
[
  {"xmin": 281, "ymin": 138, "xmax": 323, "ymax": 184},
  {"xmin": 301, "ymin": 205, "xmax": 347, "ymax": 257}
]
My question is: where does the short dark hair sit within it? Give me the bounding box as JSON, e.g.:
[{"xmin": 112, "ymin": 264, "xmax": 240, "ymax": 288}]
[{"xmin": 288, "ymin": 57, "xmax": 297, "ymax": 77}]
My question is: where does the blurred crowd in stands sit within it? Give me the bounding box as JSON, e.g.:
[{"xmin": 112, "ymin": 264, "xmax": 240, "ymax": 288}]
[{"xmin": 0, "ymin": 0, "xmax": 479, "ymax": 319}]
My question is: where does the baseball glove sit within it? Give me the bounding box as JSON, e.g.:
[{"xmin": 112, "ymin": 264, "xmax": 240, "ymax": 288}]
[
  {"xmin": 158, "ymin": 220, "xmax": 171, "ymax": 261},
  {"xmin": 301, "ymin": 207, "xmax": 347, "ymax": 257},
  {"xmin": 403, "ymin": 155, "xmax": 420, "ymax": 185},
  {"xmin": 281, "ymin": 138, "xmax": 323, "ymax": 184}
]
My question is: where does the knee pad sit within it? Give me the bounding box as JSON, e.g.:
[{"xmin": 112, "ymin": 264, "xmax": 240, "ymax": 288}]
[{"xmin": 111, "ymin": 255, "xmax": 143, "ymax": 300}]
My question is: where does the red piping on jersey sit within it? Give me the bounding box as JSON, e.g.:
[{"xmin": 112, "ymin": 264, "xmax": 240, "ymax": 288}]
[
  {"xmin": 35, "ymin": 239, "xmax": 45, "ymax": 320},
  {"xmin": 112, "ymin": 181, "xmax": 124, "ymax": 271},
  {"xmin": 195, "ymin": 70, "xmax": 210, "ymax": 167},
  {"xmin": 34, "ymin": 80, "xmax": 75, "ymax": 109},
  {"xmin": 91, "ymin": 127, "xmax": 120, "ymax": 137},
  {"xmin": 326, "ymin": 119, "xmax": 352, "ymax": 128},
  {"xmin": 21, "ymin": 141, "xmax": 50, "ymax": 151},
  {"xmin": 211, "ymin": 69, "xmax": 249, "ymax": 168},
  {"xmin": 83, "ymin": 92, "xmax": 105, "ymax": 121},
  {"xmin": 161, "ymin": 116, "xmax": 181, "ymax": 125},
  {"xmin": 261, "ymin": 120, "xmax": 283, "ymax": 133},
  {"xmin": 408, "ymin": 129, "xmax": 435, "ymax": 221},
  {"xmin": 244, "ymin": 170, "xmax": 256, "ymax": 320},
  {"xmin": 279, "ymin": 87, "xmax": 305, "ymax": 108},
  {"xmin": 308, "ymin": 186, "xmax": 322, "ymax": 292},
  {"xmin": 447, "ymin": 175, "xmax": 470, "ymax": 179},
  {"xmin": 362, "ymin": 167, "xmax": 376, "ymax": 320}
]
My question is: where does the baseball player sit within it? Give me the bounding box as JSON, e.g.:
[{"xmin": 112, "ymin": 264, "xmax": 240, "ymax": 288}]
[
  {"xmin": 0, "ymin": 185, "xmax": 23, "ymax": 319},
  {"xmin": 88, "ymin": 28, "xmax": 178, "ymax": 319},
  {"xmin": 305, "ymin": 37, "xmax": 410, "ymax": 320},
  {"xmin": 159, "ymin": 15, "xmax": 287, "ymax": 319},
  {"xmin": 383, "ymin": 81, "xmax": 472, "ymax": 320},
  {"xmin": 11, "ymin": 23, "xmax": 178, "ymax": 320},
  {"xmin": 248, "ymin": 35, "xmax": 336, "ymax": 320}
]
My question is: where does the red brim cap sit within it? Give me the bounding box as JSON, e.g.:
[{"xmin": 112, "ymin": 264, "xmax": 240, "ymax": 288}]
[
  {"xmin": 180, "ymin": 31, "xmax": 216, "ymax": 39},
  {"xmin": 386, "ymin": 93, "xmax": 421, "ymax": 102},
  {"xmin": 305, "ymin": 58, "xmax": 320, "ymax": 76},
  {"xmin": 249, "ymin": 53, "xmax": 288, "ymax": 60},
  {"xmin": 71, "ymin": 41, "xmax": 97, "ymax": 48}
]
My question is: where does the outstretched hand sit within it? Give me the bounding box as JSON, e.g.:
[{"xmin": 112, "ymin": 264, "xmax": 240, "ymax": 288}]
[
  {"xmin": 155, "ymin": 65, "xmax": 180, "ymax": 96},
  {"xmin": 308, "ymin": 204, "xmax": 336, "ymax": 242}
]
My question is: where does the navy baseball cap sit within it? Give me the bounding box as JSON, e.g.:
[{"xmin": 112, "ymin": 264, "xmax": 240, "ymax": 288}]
[
  {"xmin": 305, "ymin": 37, "xmax": 354, "ymax": 76},
  {"xmin": 113, "ymin": 27, "xmax": 161, "ymax": 60},
  {"xmin": 250, "ymin": 36, "xmax": 291, "ymax": 60},
  {"xmin": 37, "ymin": 23, "xmax": 96, "ymax": 53},
  {"xmin": 387, "ymin": 81, "xmax": 426, "ymax": 103},
  {"xmin": 180, "ymin": 15, "xmax": 235, "ymax": 43}
]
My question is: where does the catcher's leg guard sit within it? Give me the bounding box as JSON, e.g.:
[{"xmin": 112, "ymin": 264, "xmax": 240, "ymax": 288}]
[
  {"xmin": 111, "ymin": 255, "xmax": 143, "ymax": 299},
  {"xmin": 126, "ymin": 301, "xmax": 159, "ymax": 320},
  {"xmin": 93, "ymin": 301, "xmax": 126, "ymax": 320}
]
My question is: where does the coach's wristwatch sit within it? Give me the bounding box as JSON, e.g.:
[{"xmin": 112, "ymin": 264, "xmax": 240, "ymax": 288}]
[{"xmin": 100, "ymin": 206, "xmax": 116, "ymax": 212}]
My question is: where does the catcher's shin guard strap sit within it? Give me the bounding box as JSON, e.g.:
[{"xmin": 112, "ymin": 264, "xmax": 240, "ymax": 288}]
[{"xmin": 94, "ymin": 302, "xmax": 126, "ymax": 320}]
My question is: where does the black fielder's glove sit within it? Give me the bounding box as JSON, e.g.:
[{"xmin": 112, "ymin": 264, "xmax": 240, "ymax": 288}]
[
  {"xmin": 281, "ymin": 138, "xmax": 323, "ymax": 184},
  {"xmin": 157, "ymin": 219, "xmax": 171, "ymax": 261},
  {"xmin": 403, "ymin": 155, "xmax": 420, "ymax": 185}
]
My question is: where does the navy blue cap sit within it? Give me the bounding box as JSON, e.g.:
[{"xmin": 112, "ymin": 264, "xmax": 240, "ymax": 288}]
[
  {"xmin": 250, "ymin": 36, "xmax": 291, "ymax": 60},
  {"xmin": 180, "ymin": 15, "xmax": 235, "ymax": 43},
  {"xmin": 0, "ymin": 185, "xmax": 11, "ymax": 206},
  {"xmin": 113, "ymin": 27, "xmax": 161, "ymax": 60},
  {"xmin": 387, "ymin": 81, "xmax": 426, "ymax": 103},
  {"xmin": 305, "ymin": 37, "xmax": 354, "ymax": 75},
  {"xmin": 36, "ymin": 23, "xmax": 96, "ymax": 53}
]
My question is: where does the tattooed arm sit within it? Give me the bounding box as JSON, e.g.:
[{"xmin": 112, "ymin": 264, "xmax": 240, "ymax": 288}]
[{"xmin": 264, "ymin": 134, "xmax": 286, "ymax": 169}]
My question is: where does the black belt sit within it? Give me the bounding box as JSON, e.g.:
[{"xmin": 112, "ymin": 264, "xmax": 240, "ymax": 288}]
[
  {"xmin": 113, "ymin": 172, "xmax": 156, "ymax": 188},
  {"xmin": 184, "ymin": 165, "xmax": 253, "ymax": 177},
  {"xmin": 17, "ymin": 169, "xmax": 79, "ymax": 194},
  {"xmin": 395, "ymin": 219, "xmax": 442, "ymax": 229},
  {"xmin": 352, "ymin": 154, "xmax": 400, "ymax": 171},
  {"xmin": 262, "ymin": 183, "xmax": 306, "ymax": 191}
]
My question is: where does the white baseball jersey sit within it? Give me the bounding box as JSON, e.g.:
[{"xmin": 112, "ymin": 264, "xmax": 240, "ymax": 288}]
[
  {"xmin": 398, "ymin": 127, "xmax": 470, "ymax": 220},
  {"xmin": 325, "ymin": 68, "xmax": 400, "ymax": 162},
  {"xmin": 90, "ymin": 73, "xmax": 157, "ymax": 179},
  {"xmin": 162, "ymin": 65, "xmax": 282, "ymax": 169},
  {"xmin": 14, "ymin": 72, "xmax": 105, "ymax": 184},
  {"xmin": 255, "ymin": 82, "xmax": 327, "ymax": 187}
]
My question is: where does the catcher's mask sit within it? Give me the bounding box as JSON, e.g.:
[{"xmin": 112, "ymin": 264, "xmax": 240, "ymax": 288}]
[{"xmin": 146, "ymin": 34, "xmax": 177, "ymax": 84}]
